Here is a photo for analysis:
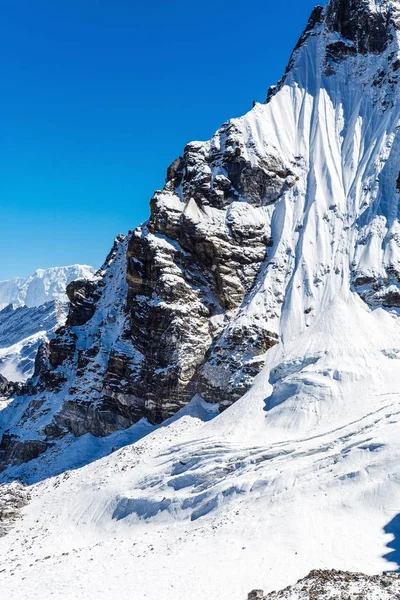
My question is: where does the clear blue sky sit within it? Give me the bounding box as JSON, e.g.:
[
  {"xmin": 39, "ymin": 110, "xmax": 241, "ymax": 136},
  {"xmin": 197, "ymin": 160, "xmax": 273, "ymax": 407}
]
[{"xmin": 1, "ymin": 0, "xmax": 317, "ymax": 280}]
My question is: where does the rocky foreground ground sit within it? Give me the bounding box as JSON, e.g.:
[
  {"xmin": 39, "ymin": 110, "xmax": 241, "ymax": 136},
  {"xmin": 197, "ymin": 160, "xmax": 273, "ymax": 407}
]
[
  {"xmin": 0, "ymin": 482, "xmax": 30, "ymax": 537},
  {"xmin": 248, "ymin": 570, "xmax": 400, "ymax": 599}
]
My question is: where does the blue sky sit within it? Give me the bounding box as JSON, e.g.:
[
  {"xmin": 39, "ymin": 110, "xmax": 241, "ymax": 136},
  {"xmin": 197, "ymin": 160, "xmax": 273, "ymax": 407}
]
[{"xmin": 1, "ymin": 0, "xmax": 317, "ymax": 280}]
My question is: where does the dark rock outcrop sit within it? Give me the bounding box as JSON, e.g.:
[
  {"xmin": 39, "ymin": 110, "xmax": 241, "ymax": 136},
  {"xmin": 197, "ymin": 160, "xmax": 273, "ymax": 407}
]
[
  {"xmin": 0, "ymin": 432, "xmax": 49, "ymax": 470},
  {"xmin": 32, "ymin": 339, "xmax": 50, "ymax": 379},
  {"xmin": 0, "ymin": 375, "xmax": 23, "ymax": 398},
  {"xmin": 326, "ymin": 0, "xmax": 392, "ymax": 56},
  {"xmin": 102, "ymin": 119, "xmax": 287, "ymax": 423},
  {"xmin": 66, "ymin": 279, "xmax": 100, "ymax": 327},
  {"xmin": 0, "ymin": 482, "xmax": 30, "ymax": 537},
  {"xmin": 353, "ymin": 264, "xmax": 400, "ymax": 309},
  {"xmin": 250, "ymin": 569, "xmax": 400, "ymax": 599}
]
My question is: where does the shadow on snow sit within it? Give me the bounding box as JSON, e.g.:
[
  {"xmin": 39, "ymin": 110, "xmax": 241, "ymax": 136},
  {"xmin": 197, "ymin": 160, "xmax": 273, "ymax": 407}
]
[{"xmin": 383, "ymin": 514, "xmax": 400, "ymax": 572}]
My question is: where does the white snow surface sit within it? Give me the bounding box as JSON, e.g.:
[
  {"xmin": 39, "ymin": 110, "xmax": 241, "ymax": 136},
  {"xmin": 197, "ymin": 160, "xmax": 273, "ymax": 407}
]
[
  {"xmin": 3, "ymin": 297, "xmax": 400, "ymax": 599},
  {"xmin": 3, "ymin": 2, "xmax": 400, "ymax": 599},
  {"xmin": 0, "ymin": 265, "xmax": 95, "ymax": 310}
]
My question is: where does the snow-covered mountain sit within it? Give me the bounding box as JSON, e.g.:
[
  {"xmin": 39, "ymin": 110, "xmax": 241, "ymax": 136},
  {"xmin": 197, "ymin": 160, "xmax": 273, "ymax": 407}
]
[
  {"xmin": 0, "ymin": 302, "xmax": 67, "ymax": 382},
  {"xmin": 0, "ymin": 266, "xmax": 95, "ymax": 382},
  {"xmin": 2, "ymin": 0, "xmax": 400, "ymax": 598},
  {"xmin": 0, "ymin": 265, "xmax": 95, "ymax": 310}
]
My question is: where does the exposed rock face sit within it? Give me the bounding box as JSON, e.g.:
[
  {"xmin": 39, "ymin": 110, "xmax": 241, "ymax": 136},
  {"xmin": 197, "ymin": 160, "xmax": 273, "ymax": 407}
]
[
  {"xmin": 270, "ymin": 0, "xmax": 400, "ymax": 97},
  {"xmin": 0, "ymin": 482, "xmax": 30, "ymax": 537},
  {"xmin": 353, "ymin": 217, "xmax": 400, "ymax": 309},
  {"xmin": 249, "ymin": 569, "xmax": 400, "ymax": 599},
  {"xmin": 0, "ymin": 433, "xmax": 49, "ymax": 471},
  {"xmin": 326, "ymin": 0, "xmax": 392, "ymax": 55},
  {"xmin": 32, "ymin": 339, "xmax": 50, "ymax": 379},
  {"xmin": 65, "ymin": 279, "xmax": 100, "ymax": 327},
  {"xmin": 0, "ymin": 374, "xmax": 23, "ymax": 398},
  {"xmin": 121, "ymin": 121, "xmax": 289, "ymax": 421},
  {"xmin": 248, "ymin": 591, "xmax": 264, "ymax": 600}
]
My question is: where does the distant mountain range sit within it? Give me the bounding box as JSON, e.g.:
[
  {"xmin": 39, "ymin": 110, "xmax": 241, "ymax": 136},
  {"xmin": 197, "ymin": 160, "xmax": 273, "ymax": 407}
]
[
  {"xmin": 0, "ymin": 265, "xmax": 95, "ymax": 310},
  {"xmin": 0, "ymin": 265, "xmax": 95, "ymax": 381}
]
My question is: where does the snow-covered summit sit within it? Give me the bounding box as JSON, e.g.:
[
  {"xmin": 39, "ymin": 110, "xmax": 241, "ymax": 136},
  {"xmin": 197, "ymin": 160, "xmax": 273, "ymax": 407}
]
[{"xmin": 0, "ymin": 265, "xmax": 96, "ymax": 310}]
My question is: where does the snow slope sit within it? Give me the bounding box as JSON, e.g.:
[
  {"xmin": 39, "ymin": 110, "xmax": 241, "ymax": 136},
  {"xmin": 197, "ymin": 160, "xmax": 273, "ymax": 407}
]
[
  {"xmin": 2, "ymin": 0, "xmax": 400, "ymax": 598},
  {"xmin": 0, "ymin": 265, "xmax": 95, "ymax": 310},
  {"xmin": 2, "ymin": 294, "xmax": 400, "ymax": 599}
]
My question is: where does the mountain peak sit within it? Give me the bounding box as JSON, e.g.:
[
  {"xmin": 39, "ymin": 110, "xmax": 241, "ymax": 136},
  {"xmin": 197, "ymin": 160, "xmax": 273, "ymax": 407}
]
[
  {"xmin": 269, "ymin": 0, "xmax": 400, "ymax": 104},
  {"xmin": 3, "ymin": 2, "xmax": 400, "ymax": 598}
]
